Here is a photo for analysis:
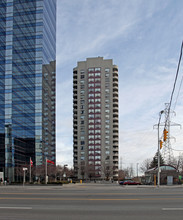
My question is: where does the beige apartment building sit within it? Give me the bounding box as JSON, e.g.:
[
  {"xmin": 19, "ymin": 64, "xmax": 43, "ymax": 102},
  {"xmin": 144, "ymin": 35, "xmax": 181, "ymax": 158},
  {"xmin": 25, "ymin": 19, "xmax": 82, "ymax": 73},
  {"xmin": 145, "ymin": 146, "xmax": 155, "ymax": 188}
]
[{"xmin": 73, "ymin": 57, "xmax": 118, "ymax": 180}]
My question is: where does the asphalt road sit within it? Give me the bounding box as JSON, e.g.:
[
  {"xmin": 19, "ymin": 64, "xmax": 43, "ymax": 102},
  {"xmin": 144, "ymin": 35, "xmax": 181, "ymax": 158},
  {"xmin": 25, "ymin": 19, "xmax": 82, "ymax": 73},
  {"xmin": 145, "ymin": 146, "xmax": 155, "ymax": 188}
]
[{"xmin": 0, "ymin": 183, "xmax": 183, "ymax": 220}]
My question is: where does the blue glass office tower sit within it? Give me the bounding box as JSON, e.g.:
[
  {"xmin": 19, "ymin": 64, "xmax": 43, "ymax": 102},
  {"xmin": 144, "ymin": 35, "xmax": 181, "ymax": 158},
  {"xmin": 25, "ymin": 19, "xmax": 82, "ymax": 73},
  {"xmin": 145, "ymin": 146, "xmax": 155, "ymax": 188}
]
[{"xmin": 0, "ymin": 0, "xmax": 56, "ymax": 182}]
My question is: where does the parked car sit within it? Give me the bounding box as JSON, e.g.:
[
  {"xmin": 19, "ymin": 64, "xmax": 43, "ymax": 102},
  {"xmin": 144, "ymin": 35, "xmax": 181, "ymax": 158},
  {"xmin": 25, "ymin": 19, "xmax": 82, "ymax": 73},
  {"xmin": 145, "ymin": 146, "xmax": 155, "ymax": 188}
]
[{"xmin": 119, "ymin": 180, "xmax": 141, "ymax": 185}]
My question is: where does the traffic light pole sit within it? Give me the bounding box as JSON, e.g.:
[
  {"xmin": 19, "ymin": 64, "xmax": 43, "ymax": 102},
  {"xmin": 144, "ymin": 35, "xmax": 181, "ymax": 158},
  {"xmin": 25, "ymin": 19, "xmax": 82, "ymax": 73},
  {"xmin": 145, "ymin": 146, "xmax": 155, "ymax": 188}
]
[{"xmin": 157, "ymin": 110, "xmax": 164, "ymax": 187}]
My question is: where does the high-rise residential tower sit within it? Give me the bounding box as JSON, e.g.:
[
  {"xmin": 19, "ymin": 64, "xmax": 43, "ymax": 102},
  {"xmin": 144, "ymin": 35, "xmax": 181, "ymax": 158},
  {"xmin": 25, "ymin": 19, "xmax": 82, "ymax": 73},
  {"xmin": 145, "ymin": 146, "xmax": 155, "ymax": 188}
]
[
  {"xmin": 73, "ymin": 57, "xmax": 119, "ymax": 180},
  {"xmin": 0, "ymin": 0, "xmax": 56, "ymax": 182}
]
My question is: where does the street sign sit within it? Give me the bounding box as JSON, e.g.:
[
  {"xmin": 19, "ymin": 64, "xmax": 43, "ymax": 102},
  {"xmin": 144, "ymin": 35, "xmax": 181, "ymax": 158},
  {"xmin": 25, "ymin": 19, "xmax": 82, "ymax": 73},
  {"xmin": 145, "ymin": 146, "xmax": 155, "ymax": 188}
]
[{"xmin": 23, "ymin": 168, "xmax": 28, "ymax": 171}]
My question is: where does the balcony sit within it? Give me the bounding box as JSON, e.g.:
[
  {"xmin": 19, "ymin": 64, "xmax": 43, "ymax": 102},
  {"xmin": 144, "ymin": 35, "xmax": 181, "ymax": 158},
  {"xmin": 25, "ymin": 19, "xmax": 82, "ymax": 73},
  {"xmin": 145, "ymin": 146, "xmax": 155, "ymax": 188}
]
[
  {"xmin": 113, "ymin": 78, "xmax": 118, "ymax": 83},
  {"xmin": 113, "ymin": 97, "xmax": 118, "ymax": 103},
  {"xmin": 113, "ymin": 82, "xmax": 118, "ymax": 87},
  {"xmin": 113, "ymin": 72, "xmax": 118, "ymax": 78},
  {"xmin": 113, "ymin": 68, "xmax": 118, "ymax": 72}
]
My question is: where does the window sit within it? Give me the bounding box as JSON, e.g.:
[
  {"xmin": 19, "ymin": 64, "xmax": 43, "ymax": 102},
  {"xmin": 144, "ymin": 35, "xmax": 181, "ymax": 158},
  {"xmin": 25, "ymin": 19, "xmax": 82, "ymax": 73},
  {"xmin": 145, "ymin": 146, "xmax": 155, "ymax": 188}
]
[
  {"xmin": 89, "ymin": 130, "xmax": 94, "ymax": 134},
  {"xmin": 95, "ymin": 72, "xmax": 101, "ymax": 76},
  {"xmin": 95, "ymin": 83, "xmax": 100, "ymax": 87},
  {"xmin": 89, "ymin": 88, "xmax": 94, "ymax": 92},
  {"xmin": 95, "ymin": 99, "xmax": 101, "ymax": 102},
  {"xmin": 89, "ymin": 119, "xmax": 94, "ymax": 124},
  {"xmin": 95, "ymin": 125, "xmax": 101, "ymax": 129},
  {"xmin": 89, "ymin": 109, "xmax": 94, "ymax": 113},
  {"xmin": 89, "ymin": 73, "xmax": 94, "ymax": 77},
  {"xmin": 88, "ymin": 68, "xmax": 94, "ymax": 72},
  {"xmin": 81, "ymin": 121, "xmax": 84, "ymax": 124},
  {"xmin": 105, "ymin": 83, "xmax": 109, "ymax": 87},
  {"xmin": 89, "ymin": 146, "xmax": 94, "ymax": 149},
  {"xmin": 89, "ymin": 135, "xmax": 94, "ymax": 139},
  {"xmin": 95, "ymin": 140, "xmax": 101, "ymax": 144},
  {"xmin": 95, "ymin": 78, "xmax": 101, "ymax": 82},
  {"xmin": 95, "ymin": 93, "xmax": 100, "ymax": 97},
  {"xmin": 105, "ymin": 109, "xmax": 110, "ymax": 113},
  {"xmin": 95, "ymin": 130, "xmax": 101, "ymax": 134},
  {"xmin": 105, "ymin": 68, "xmax": 110, "ymax": 72},
  {"xmin": 80, "ymin": 116, "xmax": 85, "ymax": 120},
  {"xmin": 105, "ymin": 89, "xmax": 109, "ymax": 93},
  {"xmin": 89, "ymin": 83, "xmax": 94, "ymax": 87},
  {"xmin": 89, "ymin": 114, "xmax": 94, "ymax": 118},
  {"xmin": 80, "ymin": 70, "xmax": 85, "ymax": 74},
  {"xmin": 105, "ymin": 130, "xmax": 110, "ymax": 134},
  {"xmin": 80, "ymin": 136, "xmax": 85, "ymax": 140},
  {"xmin": 80, "ymin": 80, "xmax": 85, "ymax": 85},
  {"xmin": 81, "ymin": 141, "xmax": 85, "ymax": 145},
  {"xmin": 95, "ymin": 68, "xmax": 101, "ymax": 71},
  {"xmin": 95, "ymin": 109, "xmax": 101, "ymax": 113},
  {"xmin": 95, "ymin": 88, "xmax": 101, "ymax": 92},
  {"xmin": 88, "ymin": 99, "xmax": 94, "ymax": 103},
  {"xmin": 89, "ymin": 125, "xmax": 94, "ymax": 129},
  {"xmin": 95, "ymin": 104, "xmax": 101, "ymax": 108},
  {"xmin": 95, "ymin": 114, "xmax": 101, "ymax": 118},
  {"xmin": 89, "ymin": 104, "xmax": 94, "ymax": 108},
  {"xmin": 105, "ymin": 135, "xmax": 110, "ymax": 139},
  {"xmin": 80, "ymin": 90, "xmax": 85, "ymax": 95},
  {"xmin": 89, "ymin": 78, "xmax": 94, "ymax": 82},
  {"xmin": 95, "ymin": 119, "xmax": 101, "ymax": 123},
  {"xmin": 81, "ymin": 75, "xmax": 85, "ymax": 79},
  {"xmin": 89, "ymin": 94, "xmax": 94, "ymax": 98}
]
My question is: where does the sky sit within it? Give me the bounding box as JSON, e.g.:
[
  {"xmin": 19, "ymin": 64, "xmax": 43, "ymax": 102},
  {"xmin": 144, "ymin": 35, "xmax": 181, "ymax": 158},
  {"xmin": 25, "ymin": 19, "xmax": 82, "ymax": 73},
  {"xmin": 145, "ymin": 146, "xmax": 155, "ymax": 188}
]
[{"xmin": 56, "ymin": 0, "xmax": 183, "ymax": 174}]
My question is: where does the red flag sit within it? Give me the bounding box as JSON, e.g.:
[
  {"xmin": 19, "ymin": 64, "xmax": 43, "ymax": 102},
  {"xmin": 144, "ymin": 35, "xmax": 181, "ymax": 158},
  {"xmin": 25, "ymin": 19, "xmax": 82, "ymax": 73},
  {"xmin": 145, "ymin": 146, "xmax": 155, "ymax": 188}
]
[
  {"xmin": 47, "ymin": 159, "xmax": 55, "ymax": 165},
  {"xmin": 31, "ymin": 159, "xmax": 33, "ymax": 167}
]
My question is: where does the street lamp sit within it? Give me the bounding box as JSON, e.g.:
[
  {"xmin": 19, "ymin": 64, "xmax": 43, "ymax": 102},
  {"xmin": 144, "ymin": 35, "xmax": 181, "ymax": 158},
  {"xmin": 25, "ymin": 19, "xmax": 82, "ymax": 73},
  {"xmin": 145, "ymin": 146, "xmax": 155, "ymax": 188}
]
[
  {"xmin": 157, "ymin": 110, "xmax": 164, "ymax": 187},
  {"xmin": 63, "ymin": 164, "xmax": 68, "ymax": 180}
]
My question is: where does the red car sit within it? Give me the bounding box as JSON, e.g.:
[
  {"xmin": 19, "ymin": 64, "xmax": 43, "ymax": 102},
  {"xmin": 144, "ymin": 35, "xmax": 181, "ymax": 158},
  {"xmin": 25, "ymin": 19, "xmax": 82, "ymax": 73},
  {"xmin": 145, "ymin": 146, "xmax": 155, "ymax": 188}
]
[{"xmin": 119, "ymin": 180, "xmax": 141, "ymax": 185}]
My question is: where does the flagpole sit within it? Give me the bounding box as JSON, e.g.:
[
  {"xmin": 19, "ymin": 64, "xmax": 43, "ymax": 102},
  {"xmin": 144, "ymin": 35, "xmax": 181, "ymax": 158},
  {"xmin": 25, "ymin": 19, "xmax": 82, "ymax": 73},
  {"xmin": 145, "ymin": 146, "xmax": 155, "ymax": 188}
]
[
  {"xmin": 29, "ymin": 157, "xmax": 31, "ymax": 183},
  {"xmin": 45, "ymin": 157, "xmax": 47, "ymax": 184}
]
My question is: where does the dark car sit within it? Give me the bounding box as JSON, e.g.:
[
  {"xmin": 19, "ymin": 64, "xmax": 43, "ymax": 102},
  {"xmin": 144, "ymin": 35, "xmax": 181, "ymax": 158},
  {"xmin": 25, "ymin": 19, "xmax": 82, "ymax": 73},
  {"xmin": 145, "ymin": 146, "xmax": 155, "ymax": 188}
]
[{"xmin": 119, "ymin": 180, "xmax": 141, "ymax": 185}]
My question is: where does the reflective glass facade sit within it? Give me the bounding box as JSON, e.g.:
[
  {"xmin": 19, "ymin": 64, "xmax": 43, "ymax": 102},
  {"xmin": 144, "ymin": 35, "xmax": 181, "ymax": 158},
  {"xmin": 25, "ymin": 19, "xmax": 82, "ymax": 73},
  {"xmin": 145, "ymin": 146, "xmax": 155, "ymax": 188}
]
[{"xmin": 0, "ymin": 0, "xmax": 56, "ymax": 182}]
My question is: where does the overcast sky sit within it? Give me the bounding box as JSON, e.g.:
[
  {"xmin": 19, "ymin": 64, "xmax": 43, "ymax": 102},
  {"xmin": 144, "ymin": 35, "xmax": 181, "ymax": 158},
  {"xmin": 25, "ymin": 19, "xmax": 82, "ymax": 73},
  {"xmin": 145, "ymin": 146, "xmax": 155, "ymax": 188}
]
[{"xmin": 56, "ymin": 0, "xmax": 183, "ymax": 173}]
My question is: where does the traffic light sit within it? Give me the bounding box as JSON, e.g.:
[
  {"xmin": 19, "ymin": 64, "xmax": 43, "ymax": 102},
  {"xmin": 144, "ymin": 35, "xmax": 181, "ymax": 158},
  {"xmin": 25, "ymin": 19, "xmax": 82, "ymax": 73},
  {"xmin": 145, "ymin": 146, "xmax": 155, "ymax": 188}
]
[
  {"xmin": 160, "ymin": 140, "xmax": 163, "ymax": 149},
  {"xmin": 163, "ymin": 129, "xmax": 168, "ymax": 141}
]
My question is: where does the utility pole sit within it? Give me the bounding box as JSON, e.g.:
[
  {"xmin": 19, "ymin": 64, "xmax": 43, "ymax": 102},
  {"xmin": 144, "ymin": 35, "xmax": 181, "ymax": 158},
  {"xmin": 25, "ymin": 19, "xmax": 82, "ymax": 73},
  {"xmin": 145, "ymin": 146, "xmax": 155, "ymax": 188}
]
[
  {"xmin": 29, "ymin": 157, "xmax": 31, "ymax": 183},
  {"xmin": 45, "ymin": 157, "xmax": 47, "ymax": 184}
]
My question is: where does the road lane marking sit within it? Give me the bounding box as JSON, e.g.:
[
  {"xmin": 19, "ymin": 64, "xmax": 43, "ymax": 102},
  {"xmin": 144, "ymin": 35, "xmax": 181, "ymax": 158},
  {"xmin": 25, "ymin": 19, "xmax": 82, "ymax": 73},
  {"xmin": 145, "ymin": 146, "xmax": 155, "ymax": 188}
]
[
  {"xmin": 162, "ymin": 208, "xmax": 183, "ymax": 211},
  {"xmin": 0, "ymin": 197, "xmax": 183, "ymax": 201},
  {"xmin": 0, "ymin": 207, "xmax": 32, "ymax": 209}
]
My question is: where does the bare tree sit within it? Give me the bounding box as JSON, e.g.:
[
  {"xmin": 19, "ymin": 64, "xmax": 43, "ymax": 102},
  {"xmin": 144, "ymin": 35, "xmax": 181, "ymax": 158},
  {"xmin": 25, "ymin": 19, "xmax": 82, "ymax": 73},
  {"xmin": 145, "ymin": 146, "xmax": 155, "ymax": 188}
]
[{"xmin": 140, "ymin": 158, "xmax": 151, "ymax": 173}]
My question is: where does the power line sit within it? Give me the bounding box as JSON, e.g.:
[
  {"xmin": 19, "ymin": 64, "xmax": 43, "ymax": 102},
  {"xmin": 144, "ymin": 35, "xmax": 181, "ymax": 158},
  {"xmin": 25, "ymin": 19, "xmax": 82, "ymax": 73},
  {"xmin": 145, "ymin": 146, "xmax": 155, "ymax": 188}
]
[
  {"xmin": 172, "ymin": 74, "xmax": 183, "ymax": 113},
  {"xmin": 165, "ymin": 41, "xmax": 183, "ymax": 127}
]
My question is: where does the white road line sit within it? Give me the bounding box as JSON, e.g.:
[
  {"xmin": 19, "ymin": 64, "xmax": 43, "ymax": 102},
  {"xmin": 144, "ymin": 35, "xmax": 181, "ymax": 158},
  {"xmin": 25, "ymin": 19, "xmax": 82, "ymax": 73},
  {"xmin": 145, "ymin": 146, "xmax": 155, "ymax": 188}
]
[
  {"xmin": 0, "ymin": 207, "xmax": 32, "ymax": 210},
  {"xmin": 162, "ymin": 208, "xmax": 183, "ymax": 211}
]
